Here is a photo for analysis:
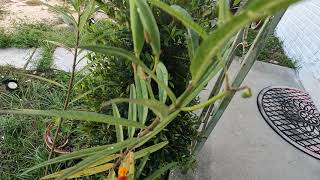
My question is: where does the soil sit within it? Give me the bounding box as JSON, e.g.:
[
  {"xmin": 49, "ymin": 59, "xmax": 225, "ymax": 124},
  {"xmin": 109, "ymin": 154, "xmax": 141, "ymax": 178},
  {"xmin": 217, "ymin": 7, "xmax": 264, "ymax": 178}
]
[
  {"xmin": 0, "ymin": 0, "xmax": 108, "ymax": 31},
  {"xmin": 0, "ymin": 0, "xmax": 65, "ymax": 30}
]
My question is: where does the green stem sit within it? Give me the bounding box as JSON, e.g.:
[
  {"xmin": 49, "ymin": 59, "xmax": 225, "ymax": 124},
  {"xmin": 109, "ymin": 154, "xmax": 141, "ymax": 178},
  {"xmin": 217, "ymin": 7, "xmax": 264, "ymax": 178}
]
[
  {"xmin": 152, "ymin": 54, "xmax": 160, "ymax": 73},
  {"xmin": 193, "ymin": 12, "xmax": 284, "ymax": 154},
  {"xmin": 180, "ymin": 91, "xmax": 227, "ymax": 111},
  {"xmin": 46, "ymin": 11, "xmax": 81, "ymax": 170}
]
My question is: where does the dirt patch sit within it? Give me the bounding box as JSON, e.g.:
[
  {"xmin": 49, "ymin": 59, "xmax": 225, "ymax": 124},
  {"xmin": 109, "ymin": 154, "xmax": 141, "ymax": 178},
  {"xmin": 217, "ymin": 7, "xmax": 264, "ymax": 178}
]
[
  {"xmin": 0, "ymin": 0, "xmax": 64, "ymax": 31},
  {"xmin": 0, "ymin": 0, "xmax": 108, "ymax": 32},
  {"xmin": 25, "ymin": 0, "xmax": 43, "ymax": 6}
]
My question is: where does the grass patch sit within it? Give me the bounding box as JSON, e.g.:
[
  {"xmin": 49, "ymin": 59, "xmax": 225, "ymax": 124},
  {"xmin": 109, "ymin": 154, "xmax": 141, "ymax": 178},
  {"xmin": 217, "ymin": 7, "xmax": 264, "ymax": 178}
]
[
  {"xmin": 0, "ymin": 66, "xmax": 112, "ymax": 179},
  {"xmin": 0, "ymin": 22, "xmax": 75, "ymax": 71},
  {"xmin": 36, "ymin": 44, "xmax": 55, "ymax": 72},
  {"xmin": 258, "ymin": 34, "xmax": 297, "ymax": 69},
  {"xmin": 0, "ymin": 67, "xmax": 66, "ymax": 179},
  {"xmin": 236, "ymin": 29, "xmax": 297, "ymax": 69}
]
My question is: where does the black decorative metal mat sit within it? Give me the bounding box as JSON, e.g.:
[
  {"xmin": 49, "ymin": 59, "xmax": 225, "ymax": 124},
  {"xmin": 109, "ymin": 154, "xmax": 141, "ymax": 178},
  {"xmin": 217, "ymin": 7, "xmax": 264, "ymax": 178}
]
[{"xmin": 257, "ymin": 86, "xmax": 320, "ymax": 160}]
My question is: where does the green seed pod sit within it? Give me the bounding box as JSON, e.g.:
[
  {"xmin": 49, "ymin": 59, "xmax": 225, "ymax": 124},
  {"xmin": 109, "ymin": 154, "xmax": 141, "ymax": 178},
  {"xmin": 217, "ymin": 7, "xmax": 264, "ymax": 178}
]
[
  {"xmin": 241, "ymin": 87, "xmax": 252, "ymax": 98},
  {"xmin": 136, "ymin": 0, "xmax": 161, "ymax": 56}
]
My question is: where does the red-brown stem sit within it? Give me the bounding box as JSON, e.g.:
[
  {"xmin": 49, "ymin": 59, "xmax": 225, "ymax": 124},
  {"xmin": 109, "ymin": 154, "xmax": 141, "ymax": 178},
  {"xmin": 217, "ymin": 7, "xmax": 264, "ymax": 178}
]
[{"xmin": 45, "ymin": 13, "xmax": 81, "ymax": 174}]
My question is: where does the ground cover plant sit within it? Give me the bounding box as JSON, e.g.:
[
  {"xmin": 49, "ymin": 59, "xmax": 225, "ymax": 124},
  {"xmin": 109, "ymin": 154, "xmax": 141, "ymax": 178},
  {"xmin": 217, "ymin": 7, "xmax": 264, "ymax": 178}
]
[
  {"xmin": 236, "ymin": 28, "xmax": 297, "ymax": 68},
  {"xmin": 0, "ymin": 0, "xmax": 300, "ymax": 179},
  {"xmin": 0, "ymin": 22, "xmax": 74, "ymax": 71}
]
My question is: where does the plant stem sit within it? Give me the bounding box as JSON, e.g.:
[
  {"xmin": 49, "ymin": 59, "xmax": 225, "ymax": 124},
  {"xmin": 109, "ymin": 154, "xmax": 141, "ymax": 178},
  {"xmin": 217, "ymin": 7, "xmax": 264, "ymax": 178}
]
[
  {"xmin": 193, "ymin": 12, "xmax": 284, "ymax": 154},
  {"xmin": 180, "ymin": 91, "xmax": 228, "ymax": 111},
  {"xmin": 46, "ymin": 13, "xmax": 81, "ymax": 173}
]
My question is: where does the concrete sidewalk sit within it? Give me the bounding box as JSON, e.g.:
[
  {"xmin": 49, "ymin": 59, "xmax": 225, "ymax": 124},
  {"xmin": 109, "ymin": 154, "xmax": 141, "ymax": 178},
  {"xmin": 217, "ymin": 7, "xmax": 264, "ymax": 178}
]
[
  {"xmin": 0, "ymin": 48, "xmax": 88, "ymax": 72},
  {"xmin": 171, "ymin": 60, "xmax": 320, "ymax": 180}
]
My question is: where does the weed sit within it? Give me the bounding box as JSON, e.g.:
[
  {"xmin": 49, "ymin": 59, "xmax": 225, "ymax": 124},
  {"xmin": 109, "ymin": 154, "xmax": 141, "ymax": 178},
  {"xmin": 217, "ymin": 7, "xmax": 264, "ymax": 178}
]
[
  {"xmin": 36, "ymin": 44, "xmax": 55, "ymax": 71},
  {"xmin": 236, "ymin": 29, "xmax": 297, "ymax": 69},
  {"xmin": 10, "ymin": 23, "xmax": 51, "ymax": 48},
  {"xmin": 0, "ymin": 67, "xmax": 65, "ymax": 179},
  {"xmin": 25, "ymin": 0, "xmax": 42, "ymax": 6},
  {"xmin": 258, "ymin": 34, "xmax": 297, "ymax": 69},
  {"xmin": 0, "ymin": 22, "xmax": 75, "ymax": 71},
  {"xmin": 0, "ymin": 29, "xmax": 10, "ymax": 48}
]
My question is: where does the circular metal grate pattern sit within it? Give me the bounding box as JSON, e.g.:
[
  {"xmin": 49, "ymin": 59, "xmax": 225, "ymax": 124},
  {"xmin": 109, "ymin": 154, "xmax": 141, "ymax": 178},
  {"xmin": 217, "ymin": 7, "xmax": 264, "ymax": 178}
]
[{"xmin": 258, "ymin": 86, "xmax": 320, "ymax": 160}]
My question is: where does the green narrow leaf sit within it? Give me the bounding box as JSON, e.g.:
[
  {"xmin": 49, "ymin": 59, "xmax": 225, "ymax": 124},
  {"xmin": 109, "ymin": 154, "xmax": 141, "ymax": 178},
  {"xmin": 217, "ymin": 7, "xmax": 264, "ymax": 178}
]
[
  {"xmin": 0, "ymin": 109, "xmax": 146, "ymax": 128},
  {"xmin": 73, "ymin": 141, "xmax": 168, "ymax": 171},
  {"xmin": 70, "ymin": 84, "xmax": 106, "ymax": 105},
  {"xmin": 135, "ymin": 67, "xmax": 149, "ymax": 124},
  {"xmin": 148, "ymin": 0, "xmax": 208, "ymax": 38},
  {"xmin": 78, "ymin": 0, "xmax": 96, "ymax": 33},
  {"xmin": 16, "ymin": 73, "xmax": 67, "ymax": 89},
  {"xmin": 102, "ymin": 98, "xmax": 169, "ymax": 119},
  {"xmin": 88, "ymin": 154, "xmax": 120, "ymax": 168},
  {"xmin": 218, "ymin": 0, "xmax": 232, "ymax": 25},
  {"xmin": 232, "ymin": 0, "xmax": 242, "ymax": 6},
  {"xmin": 170, "ymin": 5, "xmax": 199, "ymax": 59},
  {"xmin": 145, "ymin": 162, "xmax": 178, "ymax": 180},
  {"xmin": 128, "ymin": 84, "xmax": 137, "ymax": 138},
  {"xmin": 57, "ymin": 139, "xmax": 138, "ymax": 180},
  {"xmin": 156, "ymin": 62, "xmax": 168, "ymax": 104},
  {"xmin": 45, "ymin": 4, "xmax": 77, "ymax": 29},
  {"xmin": 130, "ymin": 0, "xmax": 145, "ymax": 56},
  {"xmin": 70, "ymin": 0, "xmax": 81, "ymax": 12},
  {"xmin": 190, "ymin": 0, "xmax": 299, "ymax": 83},
  {"xmin": 41, "ymin": 163, "xmax": 114, "ymax": 179},
  {"xmin": 112, "ymin": 104, "xmax": 124, "ymax": 142},
  {"xmin": 106, "ymin": 170, "xmax": 117, "ymax": 180},
  {"xmin": 136, "ymin": 0, "xmax": 161, "ymax": 56},
  {"xmin": 136, "ymin": 155, "xmax": 149, "ymax": 179},
  {"xmin": 135, "ymin": 141, "xmax": 168, "ymax": 159},
  {"xmin": 22, "ymin": 139, "xmax": 136, "ymax": 175},
  {"xmin": 81, "ymin": 45, "xmax": 177, "ymax": 103}
]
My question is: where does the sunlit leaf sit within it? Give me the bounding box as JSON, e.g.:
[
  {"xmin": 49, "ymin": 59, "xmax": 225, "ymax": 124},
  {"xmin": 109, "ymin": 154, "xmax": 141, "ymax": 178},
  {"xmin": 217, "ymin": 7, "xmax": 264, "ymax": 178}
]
[
  {"xmin": 22, "ymin": 139, "xmax": 136, "ymax": 175},
  {"xmin": 57, "ymin": 139, "xmax": 138, "ymax": 179},
  {"xmin": 41, "ymin": 163, "xmax": 114, "ymax": 179},
  {"xmin": 156, "ymin": 62, "xmax": 168, "ymax": 104},
  {"xmin": 105, "ymin": 170, "xmax": 117, "ymax": 180},
  {"xmin": 79, "ymin": 141, "xmax": 169, "ymax": 170}
]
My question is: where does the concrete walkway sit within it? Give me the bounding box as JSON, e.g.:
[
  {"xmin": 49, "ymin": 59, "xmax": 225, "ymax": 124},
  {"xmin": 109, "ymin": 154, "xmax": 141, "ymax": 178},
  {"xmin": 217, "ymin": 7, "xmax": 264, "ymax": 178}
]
[
  {"xmin": 0, "ymin": 48, "xmax": 88, "ymax": 71},
  {"xmin": 170, "ymin": 59, "xmax": 320, "ymax": 180}
]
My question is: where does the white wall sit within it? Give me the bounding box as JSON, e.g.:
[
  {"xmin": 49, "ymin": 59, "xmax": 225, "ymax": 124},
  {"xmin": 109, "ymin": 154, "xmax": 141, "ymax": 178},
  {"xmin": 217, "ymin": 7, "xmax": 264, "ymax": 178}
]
[{"xmin": 276, "ymin": 0, "xmax": 320, "ymax": 108}]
